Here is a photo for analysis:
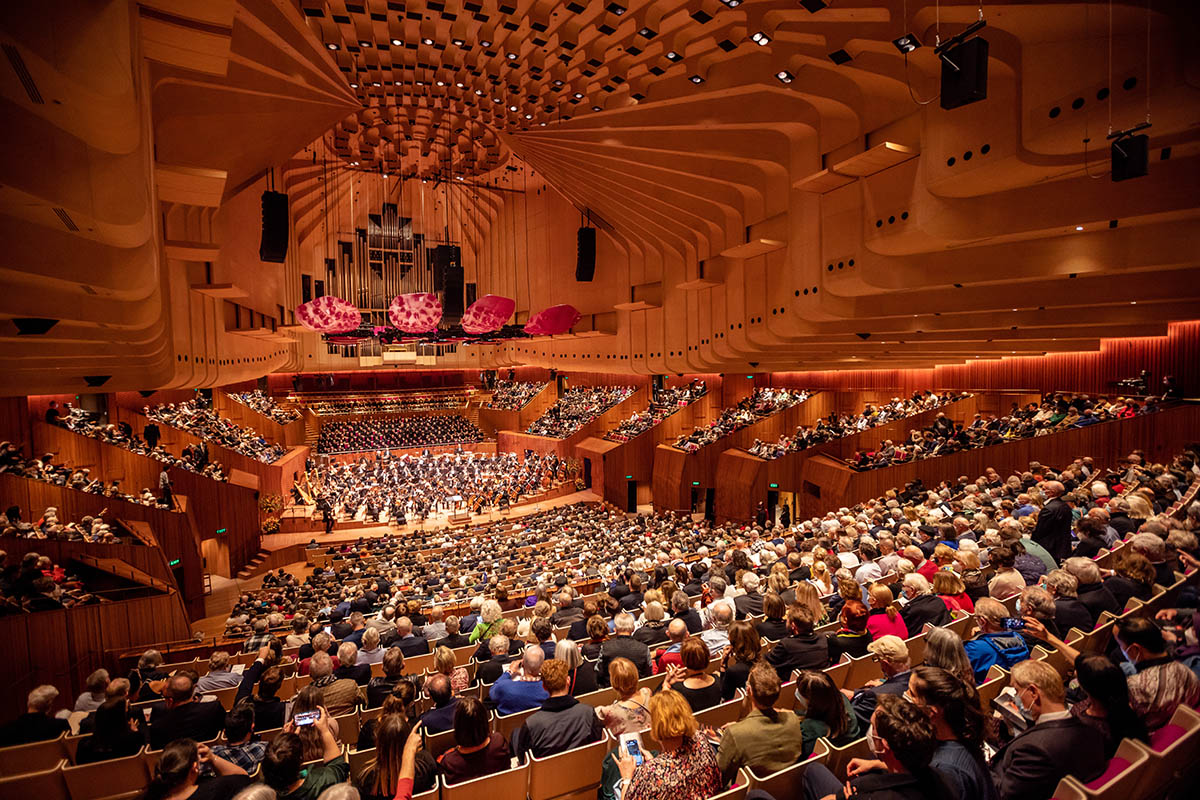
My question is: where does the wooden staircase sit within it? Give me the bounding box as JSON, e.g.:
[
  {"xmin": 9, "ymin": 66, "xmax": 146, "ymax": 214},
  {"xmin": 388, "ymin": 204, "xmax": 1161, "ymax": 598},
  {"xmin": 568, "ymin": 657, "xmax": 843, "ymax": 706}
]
[{"xmin": 236, "ymin": 549, "xmax": 272, "ymax": 581}]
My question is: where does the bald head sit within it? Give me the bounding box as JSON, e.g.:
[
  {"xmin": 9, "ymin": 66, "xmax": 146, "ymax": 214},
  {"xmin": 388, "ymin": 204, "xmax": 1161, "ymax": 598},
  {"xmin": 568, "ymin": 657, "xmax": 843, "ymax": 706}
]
[
  {"xmin": 667, "ymin": 618, "xmax": 688, "ymax": 642},
  {"xmin": 1042, "ymin": 481, "xmax": 1065, "ymax": 499},
  {"xmin": 521, "ymin": 644, "xmax": 545, "ymax": 676}
]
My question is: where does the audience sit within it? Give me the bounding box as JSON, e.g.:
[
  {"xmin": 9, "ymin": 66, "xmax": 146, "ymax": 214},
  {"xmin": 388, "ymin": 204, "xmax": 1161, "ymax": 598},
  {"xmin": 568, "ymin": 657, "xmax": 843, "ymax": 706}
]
[
  {"xmin": 317, "ymin": 415, "xmax": 483, "ymax": 454},
  {"xmin": 676, "ymin": 388, "xmax": 810, "ymax": 452},
  {"xmin": 229, "ymin": 390, "xmax": 301, "ymax": 425},
  {"xmin": 615, "ymin": 689, "xmax": 722, "ymax": 800},
  {"xmin": 435, "ymin": 696, "xmax": 511, "ymax": 784},
  {"xmin": 716, "ymin": 661, "xmax": 805, "ymax": 784},
  {"xmin": 485, "ymin": 380, "xmax": 546, "ymax": 410},
  {"xmin": 146, "ymin": 400, "xmax": 286, "ymax": 463},
  {"xmin": 527, "ymin": 385, "xmax": 635, "ymax": 438},
  {"xmin": 605, "ymin": 382, "xmax": 706, "ymax": 442},
  {"xmin": 512, "ymin": 659, "xmax": 603, "ymax": 760}
]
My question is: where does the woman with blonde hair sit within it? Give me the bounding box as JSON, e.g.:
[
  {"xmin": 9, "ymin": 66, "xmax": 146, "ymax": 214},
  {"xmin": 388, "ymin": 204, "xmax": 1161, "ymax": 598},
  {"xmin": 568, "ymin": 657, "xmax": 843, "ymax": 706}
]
[
  {"xmin": 793, "ymin": 580, "xmax": 828, "ymax": 626},
  {"xmin": 596, "ymin": 657, "xmax": 652, "ymax": 734},
  {"xmin": 865, "ymin": 583, "xmax": 909, "ymax": 640},
  {"xmin": 615, "ymin": 689, "xmax": 722, "ymax": 800},
  {"xmin": 467, "ymin": 598, "xmax": 503, "ymax": 645},
  {"xmin": 932, "ymin": 570, "xmax": 975, "ymax": 614},
  {"xmin": 432, "ymin": 645, "xmax": 470, "ymax": 694},
  {"xmin": 808, "ymin": 559, "xmax": 834, "ymax": 596}
]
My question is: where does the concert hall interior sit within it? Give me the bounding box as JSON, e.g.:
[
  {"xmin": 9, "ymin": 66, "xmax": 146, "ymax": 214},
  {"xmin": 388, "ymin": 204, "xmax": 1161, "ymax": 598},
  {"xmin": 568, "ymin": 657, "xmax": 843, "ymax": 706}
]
[{"xmin": 2, "ymin": 1, "xmax": 1200, "ymax": 799}]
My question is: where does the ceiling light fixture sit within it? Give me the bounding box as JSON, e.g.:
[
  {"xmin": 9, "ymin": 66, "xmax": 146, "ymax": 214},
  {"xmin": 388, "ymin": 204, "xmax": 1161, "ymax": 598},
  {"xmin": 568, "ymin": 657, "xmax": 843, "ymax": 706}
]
[
  {"xmin": 349, "ymin": 82, "xmax": 358, "ymax": 88},
  {"xmin": 639, "ymin": 27, "xmax": 657, "ymax": 38},
  {"xmin": 326, "ymin": 43, "xmax": 339, "ymax": 50},
  {"xmin": 391, "ymin": 38, "xmax": 402, "ymax": 46},
  {"xmin": 524, "ymin": 113, "xmax": 533, "ymax": 119},
  {"xmin": 436, "ymin": 80, "xmax": 445, "ymax": 86},
  {"xmin": 358, "ymin": 40, "xmax": 371, "ymax": 48},
  {"xmin": 592, "ymin": 105, "xmax": 602, "ymax": 111},
  {"xmin": 480, "ymin": 39, "xmax": 492, "ymax": 47},
  {"xmin": 689, "ymin": 74, "xmax": 704, "ymax": 83},
  {"xmin": 475, "ymin": 88, "xmax": 484, "ymax": 95},
  {"xmin": 509, "ymin": 105, "xmax": 518, "ymax": 111},
  {"xmin": 720, "ymin": 0, "xmax": 741, "ymax": 7},
  {"xmin": 1075, "ymin": 225, "xmax": 1084, "ymax": 231},
  {"xmin": 751, "ymin": 31, "xmax": 771, "ymax": 46},
  {"xmin": 776, "ymin": 70, "xmax": 794, "ymax": 83},
  {"xmin": 452, "ymin": 38, "xmax": 465, "ymax": 46},
  {"xmin": 456, "ymin": 82, "xmax": 464, "ymax": 88},
  {"xmin": 892, "ymin": 33, "xmax": 921, "ymax": 54},
  {"xmin": 506, "ymin": 52, "xmax": 518, "ymax": 60},
  {"xmin": 606, "ymin": 2, "xmax": 626, "ymax": 15},
  {"xmin": 422, "ymin": 37, "xmax": 434, "ymax": 45},
  {"xmin": 665, "ymin": 51, "xmax": 682, "ymax": 62},
  {"xmin": 574, "ymin": 92, "xmax": 584, "ymax": 99}
]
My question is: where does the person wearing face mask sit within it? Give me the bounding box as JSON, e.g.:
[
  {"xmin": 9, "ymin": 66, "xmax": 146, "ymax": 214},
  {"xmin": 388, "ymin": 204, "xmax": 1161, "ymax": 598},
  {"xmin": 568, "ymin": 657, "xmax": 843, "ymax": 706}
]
[
  {"xmin": 989, "ymin": 659, "xmax": 1106, "ymax": 800},
  {"xmin": 800, "ymin": 694, "xmax": 957, "ymax": 800},
  {"xmin": 1113, "ymin": 616, "xmax": 1200, "ymax": 730},
  {"xmin": 849, "ymin": 635, "xmax": 912, "ymax": 730}
]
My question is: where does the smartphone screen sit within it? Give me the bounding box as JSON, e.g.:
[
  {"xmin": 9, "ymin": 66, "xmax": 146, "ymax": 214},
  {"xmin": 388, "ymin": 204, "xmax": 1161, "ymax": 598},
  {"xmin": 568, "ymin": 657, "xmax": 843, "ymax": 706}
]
[
  {"xmin": 294, "ymin": 710, "xmax": 320, "ymax": 726},
  {"xmin": 1001, "ymin": 617, "xmax": 1026, "ymax": 631},
  {"xmin": 624, "ymin": 738, "xmax": 644, "ymax": 766}
]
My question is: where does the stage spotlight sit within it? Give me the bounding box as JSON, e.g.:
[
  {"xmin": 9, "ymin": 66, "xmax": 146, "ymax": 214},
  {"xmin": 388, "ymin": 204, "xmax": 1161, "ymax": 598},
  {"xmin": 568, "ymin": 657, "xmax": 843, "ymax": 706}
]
[
  {"xmin": 665, "ymin": 51, "xmax": 682, "ymax": 62},
  {"xmin": 892, "ymin": 33, "xmax": 921, "ymax": 54}
]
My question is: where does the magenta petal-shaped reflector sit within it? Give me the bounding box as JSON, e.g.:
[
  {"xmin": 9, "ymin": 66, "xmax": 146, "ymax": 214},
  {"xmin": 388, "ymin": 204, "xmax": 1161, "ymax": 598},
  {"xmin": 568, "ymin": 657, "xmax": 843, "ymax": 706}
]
[
  {"xmin": 296, "ymin": 296, "xmax": 361, "ymax": 333},
  {"xmin": 388, "ymin": 293, "xmax": 443, "ymax": 333},
  {"xmin": 524, "ymin": 304, "xmax": 582, "ymax": 336},
  {"xmin": 461, "ymin": 294, "xmax": 515, "ymax": 334}
]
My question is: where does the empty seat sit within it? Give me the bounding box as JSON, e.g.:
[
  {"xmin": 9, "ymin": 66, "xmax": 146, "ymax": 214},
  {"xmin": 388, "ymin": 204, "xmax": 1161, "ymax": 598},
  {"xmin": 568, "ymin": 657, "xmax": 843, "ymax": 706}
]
[
  {"xmin": 333, "ymin": 711, "xmax": 360, "ymax": 747},
  {"xmin": 440, "ymin": 761, "xmax": 530, "ymax": 800},
  {"xmin": 821, "ymin": 735, "xmax": 871, "ymax": 782},
  {"xmin": 694, "ymin": 697, "xmax": 746, "ymax": 730},
  {"xmin": 347, "ymin": 746, "xmax": 376, "ymax": 782},
  {"xmin": 0, "ymin": 759, "xmax": 70, "ymax": 800},
  {"xmin": 528, "ymin": 736, "xmax": 608, "ymax": 800},
  {"xmin": 745, "ymin": 739, "xmax": 830, "ymax": 799},
  {"xmin": 0, "ymin": 734, "xmax": 67, "ymax": 775},
  {"xmin": 63, "ymin": 749, "xmax": 149, "ymax": 800},
  {"xmin": 1051, "ymin": 738, "xmax": 1148, "ymax": 799},
  {"xmin": 494, "ymin": 706, "xmax": 539, "ymax": 742},
  {"xmin": 1130, "ymin": 703, "xmax": 1200, "ymax": 798}
]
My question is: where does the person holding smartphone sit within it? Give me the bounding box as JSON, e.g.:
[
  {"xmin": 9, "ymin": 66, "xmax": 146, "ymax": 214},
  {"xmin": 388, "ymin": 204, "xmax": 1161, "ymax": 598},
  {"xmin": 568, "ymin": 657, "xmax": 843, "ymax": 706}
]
[
  {"xmin": 614, "ymin": 689, "xmax": 721, "ymax": 800},
  {"xmin": 961, "ymin": 598, "xmax": 1031, "ymax": 683}
]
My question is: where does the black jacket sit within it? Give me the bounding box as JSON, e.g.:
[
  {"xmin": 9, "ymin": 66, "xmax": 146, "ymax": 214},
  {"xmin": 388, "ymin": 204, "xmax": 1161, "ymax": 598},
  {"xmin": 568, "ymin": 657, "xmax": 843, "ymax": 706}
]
[
  {"xmin": 512, "ymin": 695, "xmax": 604, "ymax": 762},
  {"xmin": 756, "ymin": 618, "xmax": 789, "ymax": 642},
  {"xmin": 1031, "ymin": 498, "xmax": 1074, "ymax": 564},
  {"xmin": 632, "ymin": 621, "xmax": 669, "ymax": 647},
  {"xmin": 733, "ymin": 592, "xmax": 764, "ymax": 620},
  {"xmin": 477, "ymin": 656, "xmax": 512, "ymax": 686},
  {"xmin": 990, "ymin": 716, "xmax": 1106, "ymax": 800},
  {"xmin": 148, "ymin": 699, "xmax": 226, "ymax": 750},
  {"xmin": 673, "ymin": 607, "xmax": 703, "ymax": 634},
  {"xmin": 843, "ymin": 767, "xmax": 957, "ymax": 800},
  {"xmin": 900, "ymin": 594, "xmax": 951, "ymax": 634},
  {"xmin": 335, "ymin": 663, "xmax": 372, "ymax": 686},
  {"xmin": 595, "ymin": 635, "xmax": 651, "ymax": 687},
  {"xmin": 567, "ymin": 666, "xmax": 598, "ymax": 697},
  {"xmin": 1075, "ymin": 581, "xmax": 1120, "ymax": 624},
  {"xmin": 396, "ymin": 635, "xmax": 431, "ymax": 657},
  {"xmin": 851, "ymin": 670, "xmax": 911, "ymax": 730},
  {"xmin": 764, "ymin": 633, "xmax": 831, "ymax": 682},
  {"xmin": 366, "ymin": 676, "xmax": 403, "ymax": 708},
  {"xmin": 566, "ymin": 618, "xmax": 591, "ymax": 641},
  {"xmin": 438, "ymin": 633, "xmax": 472, "ymax": 650},
  {"xmin": 1053, "ymin": 597, "xmax": 1095, "ymax": 635}
]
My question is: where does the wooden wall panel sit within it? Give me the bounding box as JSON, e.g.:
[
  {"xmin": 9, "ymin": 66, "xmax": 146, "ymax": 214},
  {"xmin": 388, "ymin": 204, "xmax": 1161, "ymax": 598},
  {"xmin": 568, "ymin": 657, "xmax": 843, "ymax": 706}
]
[
  {"xmin": 266, "ymin": 369, "xmax": 482, "ymax": 395},
  {"xmin": 0, "ymin": 396, "xmax": 31, "ymax": 457}
]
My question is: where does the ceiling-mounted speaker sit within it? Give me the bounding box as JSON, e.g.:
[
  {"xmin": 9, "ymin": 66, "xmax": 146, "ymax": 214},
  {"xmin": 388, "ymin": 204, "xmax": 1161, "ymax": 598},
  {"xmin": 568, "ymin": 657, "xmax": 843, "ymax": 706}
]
[
  {"xmin": 576, "ymin": 227, "xmax": 596, "ymax": 281},
  {"xmin": 1111, "ymin": 134, "xmax": 1149, "ymax": 182},
  {"xmin": 139, "ymin": 390, "xmax": 156, "ymax": 398},
  {"xmin": 855, "ymin": 332, "xmax": 871, "ymax": 340},
  {"xmin": 83, "ymin": 375, "xmax": 111, "ymax": 387},
  {"xmin": 939, "ymin": 37, "xmax": 988, "ymax": 110},
  {"xmin": 259, "ymin": 191, "xmax": 289, "ymax": 263},
  {"xmin": 13, "ymin": 317, "xmax": 58, "ymax": 335}
]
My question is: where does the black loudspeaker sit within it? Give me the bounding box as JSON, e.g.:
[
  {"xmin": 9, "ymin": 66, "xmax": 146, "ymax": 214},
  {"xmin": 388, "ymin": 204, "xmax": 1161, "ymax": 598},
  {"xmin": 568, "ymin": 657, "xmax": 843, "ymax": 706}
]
[
  {"xmin": 431, "ymin": 245, "xmax": 464, "ymax": 318},
  {"xmin": 939, "ymin": 37, "xmax": 988, "ymax": 110},
  {"xmin": 12, "ymin": 317, "xmax": 58, "ymax": 335},
  {"xmin": 83, "ymin": 375, "xmax": 111, "ymax": 387},
  {"xmin": 576, "ymin": 227, "xmax": 596, "ymax": 281},
  {"xmin": 1111, "ymin": 135, "xmax": 1149, "ymax": 182},
  {"xmin": 259, "ymin": 191, "xmax": 289, "ymax": 263}
]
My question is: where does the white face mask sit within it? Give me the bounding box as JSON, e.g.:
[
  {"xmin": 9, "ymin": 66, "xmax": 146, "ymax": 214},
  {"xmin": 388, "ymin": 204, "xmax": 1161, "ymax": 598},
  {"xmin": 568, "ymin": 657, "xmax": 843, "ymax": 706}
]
[{"xmin": 867, "ymin": 723, "xmax": 886, "ymax": 756}]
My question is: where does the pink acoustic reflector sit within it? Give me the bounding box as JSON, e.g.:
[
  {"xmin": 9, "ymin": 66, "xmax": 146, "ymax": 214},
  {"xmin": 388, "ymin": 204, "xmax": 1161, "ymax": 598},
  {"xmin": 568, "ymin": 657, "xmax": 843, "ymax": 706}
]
[
  {"xmin": 461, "ymin": 294, "xmax": 515, "ymax": 334},
  {"xmin": 296, "ymin": 296, "xmax": 361, "ymax": 333},
  {"xmin": 524, "ymin": 304, "xmax": 582, "ymax": 336},
  {"xmin": 388, "ymin": 292, "xmax": 443, "ymax": 333}
]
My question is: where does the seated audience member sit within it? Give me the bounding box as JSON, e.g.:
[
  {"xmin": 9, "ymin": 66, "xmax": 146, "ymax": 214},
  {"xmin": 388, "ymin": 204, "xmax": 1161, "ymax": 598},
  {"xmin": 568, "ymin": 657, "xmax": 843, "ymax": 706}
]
[
  {"xmin": 421, "ymin": 606, "xmax": 447, "ymax": 642},
  {"xmin": 923, "ymin": 626, "xmax": 978, "ymax": 688},
  {"xmin": 615, "ymin": 689, "xmax": 722, "ymax": 800},
  {"xmin": 581, "ymin": 614, "xmax": 609, "ymax": 660},
  {"xmin": 866, "ymin": 584, "xmax": 909, "ymax": 640},
  {"xmin": 298, "ymin": 633, "xmax": 339, "ymax": 676},
  {"xmin": 663, "ymin": 637, "xmax": 723, "ymax": 713},
  {"xmin": 1071, "ymin": 653, "xmax": 1149, "ymax": 758},
  {"xmin": 1114, "ymin": 615, "xmax": 1200, "ymax": 729},
  {"xmin": 719, "ymin": 620, "xmax": 762, "ymax": 700},
  {"xmin": 353, "ymin": 716, "xmax": 437, "ymax": 800},
  {"xmin": 262, "ymin": 708, "xmax": 347, "ymax": 800},
  {"xmin": 393, "ymin": 616, "xmax": 431, "ymax": 657},
  {"xmin": 284, "ymin": 617, "xmax": 310, "ymax": 649},
  {"xmin": 765, "ymin": 603, "xmax": 831, "ymax": 681},
  {"xmin": 906, "ymin": 666, "xmax": 997, "ymax": 800},
  {"xmin": 74, "ymin": 696, "xmax": 143, "ymax": 764},
  {"xmin": 366, "ymin": 647, "xmax": 406, "ymax": 708},
  {"xmin": 986, "ymin": 546, "xmax": 1027, "ymax": 600},
  {"xmin": 596, "ymin": 612, "xmax": 651, "ymax": 686},
  {"xmin": 242, "ymin": 619, "xmax": 275, "ymax": 653},
  {"xmin": 654, "ymin": 618, "xmax": 689, "ymax": 674},
  {"xmin": 435, "ymin": 696, "xmax": 512, "ymax": 785},
  {"xmin": 596, "ymin": 657, "xmax": 653, "ymax": 734},
  {"xmin": 439, "ymin": 615, "xmax": 471, "ymax": 649},
  {"xmin": 333, "ymin": 642, "xmax": 371, "ymax": 685},
  {"xmin": 716, "ymin": 661, "xmax": 806, "ymax": 784},
  {"xmin": 756, "ymin": 592, "xmax": 789, "ymax": 641},
  {"xmin": 962, "ymin": 598, "xmax": 1032, "ymax": 683},
  {"xmin": 489, "ymin": 645, "xmax": 550, "ymax": 715},
  {"xmin": 530, "ymin": 617, "xmax": 558, "ymax": 662},
  {"xmin": 245, "ymin": 665, "xmax": 285, "ymax": 731},
  {"xmin": 933, "ymin": 570, "xmax": 975, "ymax": 614},
  {"xmin": 1064, "ymin": 557, "xmax": 1121, "ymax": 623},
  {"xmin": 148, "ymin": 674, "xmax": 227, "ymax": 750},
  {"xmin": 357, "ymin": 685, "xmax": 418, "ymax": 751},
  {"xmin": 476, "ymin": 634, "xmax": 513, "ymax": 686},
  {"xmin": 131, "ymin": 649, "xmax": 169, "ymax": 702},
  {"xmin": 828, "ymin": 600, "xmax": 873, "ymax": 661},
  {"xmin": 196, "ymin": 652, "xmax": 242, "ymax": 693},
  {"xmin": 671, "ymin": 590, "xmax": 704, "ymax": 634},
  {"xmin": 699, "ymin": 599, "xmax": 734, "ymax": 655},
  {"xmin": 512, "ymin": 659, "xmax": 603, "ymax": 761},
  {"xmin": 430, "ymin": 645, "xmax": 470, "ymax": 694},
  {"xmin": 554, "ymin": 638, "xmax": 598, "ymax": 696},
  {"xmin": 306, "ymin": 652, "xmax": 358, "ymax": 717},
  {"xmin": 732, "ymin": 571, "xmax": 765, "ymax": 618},
  {"xmin": 142, "ymin": 738, "xmax": 250, "ymax": 800},
  {"xmin": 1103, "ymin": 551, "xmax": 1157, "ymax": 610},
  {"xmin": 802, "ymin": 694, "xmax": 957, "ymax": 800},
  {"xmin": 899, "ymin": 574, "xmax": 952, "ymax": 633},
  {"xmin": 850, "ymin": 636, "xmax": 912, "ymax": 730},
  {"xmin": 357, "ymin": 628, "xmax": 386, "ymax": 666},
  {"xmin": 1041, "ymin": 569, "xmax": 1094, "ymax": 634},
  {"xmin": 417, "ymin": 673, "xmax": 459, "ymax": 734},
  {"xmin": 210, "ymin": 703, "xmax": 267, "ymax": 773},
  {"xmin": 74, "ymin": 668, "xmax": 111, "ymax": 713},
  {"xmin": 633, "ymin": 601, "xmax": 670, "ymax": 647},
  {"xmin": 990, "ymin": 659, "xmax": 1106, "ymax": 800},
  {"xmin": 795, "ymin": 669, "xmax": 860, "ymax": 758}
]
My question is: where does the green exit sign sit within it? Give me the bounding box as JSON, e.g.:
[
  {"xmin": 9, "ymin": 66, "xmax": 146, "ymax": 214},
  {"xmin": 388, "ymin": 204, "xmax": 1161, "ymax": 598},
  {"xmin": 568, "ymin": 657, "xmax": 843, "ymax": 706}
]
[
  {"xmin": 168, "ymin": 559, "xmax": 181, "ymax": 566},
  {"xmin": 625, "ymin": 475, "xmax": 633, "ymax": 480},
  {"xmin": 769, "ymin": 483, "xmax": 779, "ymax": 489},
  {"xmin": 216, "ymin": 527, "xmax": 227, "ymax": 534},
  {"xmin": 692, "ymin": 481, "xmax": 701, "ymax": 486}
]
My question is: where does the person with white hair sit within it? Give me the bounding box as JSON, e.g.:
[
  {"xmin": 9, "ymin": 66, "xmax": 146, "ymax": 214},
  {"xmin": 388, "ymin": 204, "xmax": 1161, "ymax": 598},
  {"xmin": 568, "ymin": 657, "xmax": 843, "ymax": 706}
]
[
  {"xmin": 1031, "ymin": 480, "xmax": 1074, "ymax": 562},
  {"xmin": 74, "ymin": 668, "xmax": 110, "ymax": 712},
  {"xmin": 732, "ymin": 572, "xmax": 764, "ymax": 618},
  {"xmin": 595, "ymin": 612, "xmax": 651, "ymax": 686},
  {"xmin": 700, "ymin": 600, "xmax": 735, "ymax": 655},
  {"xmin": 0, "ymin": 684, "xmax": 68, "ymax": 745}
]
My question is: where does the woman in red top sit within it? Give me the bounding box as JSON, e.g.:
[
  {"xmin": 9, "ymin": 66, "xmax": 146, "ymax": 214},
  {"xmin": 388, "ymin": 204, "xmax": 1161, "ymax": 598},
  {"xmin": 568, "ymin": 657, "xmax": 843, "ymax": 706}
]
[
  {"xmin": 865, "ymin": 583, "xmax": 910, "ymax": 640},
  {"xmin": 932, "ymin": 569, "xmax": 975, "ymax": 614}
]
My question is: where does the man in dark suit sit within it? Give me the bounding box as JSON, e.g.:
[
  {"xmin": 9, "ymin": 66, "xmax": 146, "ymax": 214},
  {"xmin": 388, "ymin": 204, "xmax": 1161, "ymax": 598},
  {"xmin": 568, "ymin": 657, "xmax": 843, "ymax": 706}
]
[
  {"xmin": 732, "ymin": 573, "xmax": 764, "ymax": 619},
  {"xmin": 765, "ymin": 604, "xmax": 831, "ymax": 683},
  {"xmin": 849, "ymin": 635, "xmax": 912, "ymax": 730},
  {"xmin": 476, "ymin": 635, "xmax": 514, "ymax": 685},
  {"xmin": 366, "ymin": 648, "xmax": 407, "ymax": 708},
  {"xmin": 617, "ymin": 574, "xmax": 645, "ymax": 612},
  {"xmin": 670, "ymin": 592, "xmax": 703, "ymax": 634},
  {"xmin": 567, "ymin": 601, "xmax": 599, "ymax": 641},
  {"xmin": 594, "ymin": 613, "xmax": 651, "ymax": 687},
  {"xmin": 1031, "ymin": 481, "xmax": 1074, "ymax": 563},
  {"xmin": 437, "ymin": 616, "xmax": 472, "ymax": 650},
  {"xmin": 393, "ymin": 617, "xmax": 431, "ymax": 657},
  {"xmin": 333, "ymin": 642, "xmax": 371, "ymax": 685},
  {"xmin": 991, "ymin": 660, "xmax": 1106, "ymax": 800},
  {"xmin": 417, "ymin": 674, "xmax": 459, "ymax": 734},
  {"xmin": 148, "ymin": 674, "xmax": 226, "ymax": 750}
]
